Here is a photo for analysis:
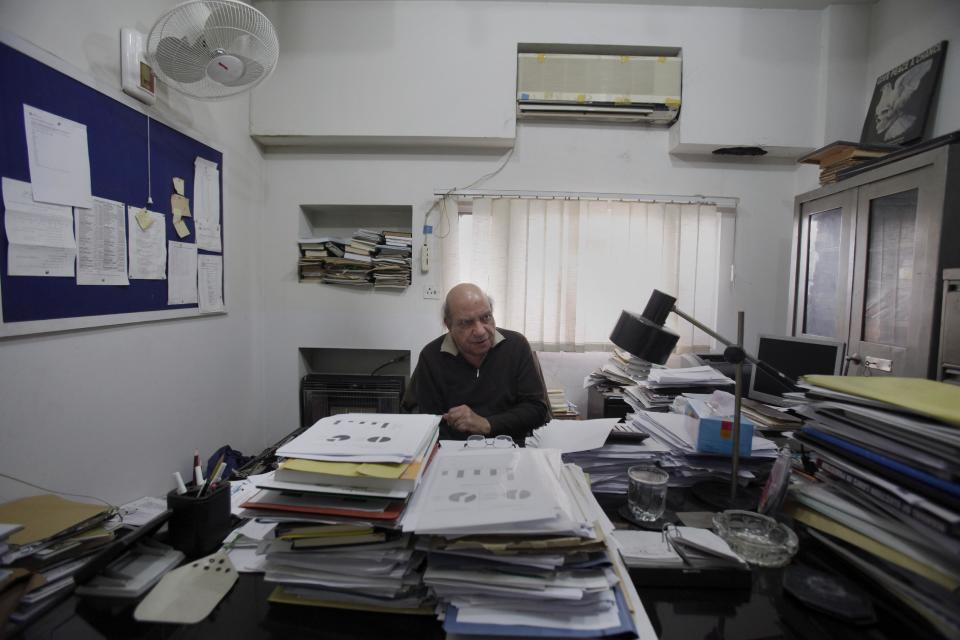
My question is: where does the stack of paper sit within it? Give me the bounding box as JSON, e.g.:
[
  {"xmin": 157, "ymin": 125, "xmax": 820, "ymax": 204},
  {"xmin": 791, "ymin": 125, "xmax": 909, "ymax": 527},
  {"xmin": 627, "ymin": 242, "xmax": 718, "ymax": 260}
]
[
  {"xmin": 789, "ymin": 376, "xmax": 960, "ymax": 638},
  {"xmin": 564, "ymin": 411, "xmax": 777, "ymax": 495},
  {"xmin": 0, "ymin": 496, "xmax": 116, "ymax": 626},
  {"xmin": 622, "ymin": 366, "xmax": 734, "ymax": 410},
  {"xmin": 403, "ymin": 447, "xmax": 657, "ymax": 639},
  {"xmin": 262, "ymin": 534, "xmax": 432, "ymax": 612},
  {"xmin": 241, "ymin": 414, "xmax": 441, "ymax": 613},
  {"xmin": 584, "ymin": 348, "xmax": 661, "ymax": 389}
]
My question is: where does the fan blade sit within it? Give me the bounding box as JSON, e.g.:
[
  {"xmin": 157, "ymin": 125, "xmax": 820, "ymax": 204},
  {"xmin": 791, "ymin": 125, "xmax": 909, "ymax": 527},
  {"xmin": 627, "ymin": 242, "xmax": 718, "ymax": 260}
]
[
  {"xmin": 154, "ymin": 36, "xmax": 212, "ymax": 84},
  {"xmin": 202, "ymin": 2, "xmax": 244, "ymax": 52},
  {"xmin": 218, "ymin": 55, "xmax": 265, "ymax": 87}
]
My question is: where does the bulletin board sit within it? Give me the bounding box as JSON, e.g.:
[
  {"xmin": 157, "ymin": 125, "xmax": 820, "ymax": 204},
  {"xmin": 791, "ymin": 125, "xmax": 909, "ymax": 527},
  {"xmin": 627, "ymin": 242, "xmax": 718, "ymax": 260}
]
[{"xmin": 0, "ymin": 38, "xmax": 224, "ymax": 338}]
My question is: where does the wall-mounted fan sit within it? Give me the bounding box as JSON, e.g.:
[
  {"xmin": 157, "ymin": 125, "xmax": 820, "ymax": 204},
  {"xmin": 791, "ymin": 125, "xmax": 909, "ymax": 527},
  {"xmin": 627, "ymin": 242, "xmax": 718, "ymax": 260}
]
[{"xmin": 122, "ymin": 0, "xmax": 279, "ymax": 103}]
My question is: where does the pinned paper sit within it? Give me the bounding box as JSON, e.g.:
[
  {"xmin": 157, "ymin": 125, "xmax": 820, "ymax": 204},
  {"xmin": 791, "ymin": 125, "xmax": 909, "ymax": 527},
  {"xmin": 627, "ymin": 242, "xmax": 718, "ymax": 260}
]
[
  {"xmin": 172, "ymin": 177, "xmax": 185, "ymax": 196},
  {"xmin": 171, "ymin": 193, "xmax": 191, "ymax": 218},
  {"xmin": 173, "ymin": 217, "xmax": 190, "ymax": 238},
  {"xmin": 134, "ymin": 207, "xmax": 154, "ymax": 231}
]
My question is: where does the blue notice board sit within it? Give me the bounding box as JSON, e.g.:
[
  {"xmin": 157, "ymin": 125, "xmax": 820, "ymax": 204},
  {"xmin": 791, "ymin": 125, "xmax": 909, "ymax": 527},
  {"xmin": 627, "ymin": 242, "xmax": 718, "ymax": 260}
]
[{"xmin": 0, "ymin": 39, "xmax": 224, "ymax": 337}]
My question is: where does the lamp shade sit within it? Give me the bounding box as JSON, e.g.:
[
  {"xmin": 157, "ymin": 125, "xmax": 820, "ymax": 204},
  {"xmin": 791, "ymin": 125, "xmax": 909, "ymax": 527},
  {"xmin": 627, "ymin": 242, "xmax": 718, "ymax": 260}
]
[{"xmin": 609, "ymin": 311, "xmax": 679, "ymax": 365}]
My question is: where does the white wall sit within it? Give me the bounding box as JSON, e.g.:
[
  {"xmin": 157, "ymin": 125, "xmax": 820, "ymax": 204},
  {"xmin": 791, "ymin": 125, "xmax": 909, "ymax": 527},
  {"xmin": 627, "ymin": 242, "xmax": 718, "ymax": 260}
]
[
  {"xmin": 260, "ymin": 121, "xmax": 803, "ymax": 432},
  {"xmin": 0, "ymin": 1, "xmax": 266, "ymax": 505},
  {"xmin": 253, "ymin": 1, "xmax": 822, "ymax": 154}
]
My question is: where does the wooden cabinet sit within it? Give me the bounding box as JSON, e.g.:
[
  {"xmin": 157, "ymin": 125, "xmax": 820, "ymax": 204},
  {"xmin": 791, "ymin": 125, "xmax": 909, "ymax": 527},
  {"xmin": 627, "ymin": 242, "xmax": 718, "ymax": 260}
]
[{"xmin": 788, "ymin": 143, "xmax": 960, "ymax": 378}]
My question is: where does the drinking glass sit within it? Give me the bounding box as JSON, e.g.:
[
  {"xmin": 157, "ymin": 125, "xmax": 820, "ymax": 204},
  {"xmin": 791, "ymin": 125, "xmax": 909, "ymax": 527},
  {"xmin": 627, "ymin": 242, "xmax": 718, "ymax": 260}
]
[{"xmin": 627, "ymin": 466, "xmax": 669, "ymax": 522}]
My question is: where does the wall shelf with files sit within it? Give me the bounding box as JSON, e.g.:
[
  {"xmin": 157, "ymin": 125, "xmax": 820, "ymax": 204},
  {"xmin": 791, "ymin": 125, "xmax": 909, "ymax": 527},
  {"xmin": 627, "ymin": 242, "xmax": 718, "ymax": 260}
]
[
  {"xmin": 297, "ymin": 204, "xmax": 413, "ymax": 291},
  {"xmin": 788, "ymin": 140, "xmax": 960, "ymax": 378},
  {"xmin": 298, "ymin": 347, "xmax": 411, "ymax": 428}
]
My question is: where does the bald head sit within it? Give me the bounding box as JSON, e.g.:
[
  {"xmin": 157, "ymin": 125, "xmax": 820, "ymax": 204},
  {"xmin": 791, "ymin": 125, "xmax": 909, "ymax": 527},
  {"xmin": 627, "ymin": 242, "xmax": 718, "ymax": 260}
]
[{"xmin": 443, "ymin": 283, "xmax": 496, "ymax": 367}]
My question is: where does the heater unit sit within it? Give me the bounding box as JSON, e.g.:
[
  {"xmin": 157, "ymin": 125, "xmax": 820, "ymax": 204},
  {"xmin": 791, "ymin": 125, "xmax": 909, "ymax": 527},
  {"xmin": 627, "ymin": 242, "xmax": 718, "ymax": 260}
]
[{"xmin": 300, "ymin": 374, "xmax": 405, "ymax": 428}]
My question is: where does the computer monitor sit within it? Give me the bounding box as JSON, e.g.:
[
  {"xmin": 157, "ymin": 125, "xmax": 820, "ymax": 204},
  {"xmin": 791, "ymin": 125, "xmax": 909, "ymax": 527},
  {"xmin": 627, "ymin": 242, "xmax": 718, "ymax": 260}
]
[{"xmin": 748, "ymin": 334, "xmax": 845, "ymax": 406}]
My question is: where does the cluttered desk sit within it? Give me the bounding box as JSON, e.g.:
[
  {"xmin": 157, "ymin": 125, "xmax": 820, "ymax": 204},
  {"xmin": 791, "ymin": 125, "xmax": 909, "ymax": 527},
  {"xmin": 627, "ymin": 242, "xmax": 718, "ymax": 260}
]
[{"xmin": 6, "ymin": 364, "xmax": 959, "ymax": 640}]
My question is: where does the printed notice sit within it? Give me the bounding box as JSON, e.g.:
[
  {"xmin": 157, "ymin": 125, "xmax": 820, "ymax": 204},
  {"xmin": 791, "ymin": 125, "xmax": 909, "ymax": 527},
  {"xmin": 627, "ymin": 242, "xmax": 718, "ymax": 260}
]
[
  {"xmin": 23, "ymin": 105, "xmax": 93, "ymax": 208},
  {"xmin": 167, "ymin": 241, "xmax": 198, "ymax": 305},
  {"xmin": 76, "ymin": 197, "xmax": 129, "ymax": 285},
  {"xmin": 128, "ymin": 208, "xmax": 166, "ymax": 280},
  {"xmin": 2, "ymin": 177, "xmax": 76, "ymax": 277},
  {"xmin": 193, "ymin": 157, "xmax": 221, "ymax": 253},
  {"xmin": 198, "ymin": 254, "xmax": 224, "ymax": 313}
]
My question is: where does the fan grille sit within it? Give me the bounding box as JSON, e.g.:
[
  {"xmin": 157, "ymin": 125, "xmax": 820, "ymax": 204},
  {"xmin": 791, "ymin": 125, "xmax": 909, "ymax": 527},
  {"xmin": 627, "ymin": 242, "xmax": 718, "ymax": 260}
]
[{"xmin": 147, "ymin": 0, "xmax": 279, "ymax": 100}]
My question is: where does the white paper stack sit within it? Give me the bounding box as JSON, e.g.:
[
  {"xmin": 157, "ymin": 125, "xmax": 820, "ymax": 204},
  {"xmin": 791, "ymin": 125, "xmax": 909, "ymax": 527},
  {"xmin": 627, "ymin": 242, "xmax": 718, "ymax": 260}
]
[
  {"xmin": 566, "ymin": 411, "xmax": 777, "ymax": 494},
  {"xmin": 277, "ymin": 413, "xmax": 440, "ymax": 464},
  {"xmin": 403, "ymin": 448, "xmax": 657, "ymax": 639}
]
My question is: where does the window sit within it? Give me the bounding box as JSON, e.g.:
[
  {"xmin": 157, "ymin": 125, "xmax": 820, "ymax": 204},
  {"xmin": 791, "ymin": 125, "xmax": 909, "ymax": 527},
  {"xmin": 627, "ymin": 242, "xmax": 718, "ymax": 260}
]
[{"xmin": 439, "ymin": 196, "xmax": 725, "ymax": 352}]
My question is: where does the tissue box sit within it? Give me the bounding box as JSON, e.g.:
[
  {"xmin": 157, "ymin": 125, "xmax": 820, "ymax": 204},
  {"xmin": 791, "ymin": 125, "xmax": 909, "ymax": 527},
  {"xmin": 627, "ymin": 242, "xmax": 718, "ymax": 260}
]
[{"xmin": 684, "ymin": 398, "xmax": 755, "ymax": 457}]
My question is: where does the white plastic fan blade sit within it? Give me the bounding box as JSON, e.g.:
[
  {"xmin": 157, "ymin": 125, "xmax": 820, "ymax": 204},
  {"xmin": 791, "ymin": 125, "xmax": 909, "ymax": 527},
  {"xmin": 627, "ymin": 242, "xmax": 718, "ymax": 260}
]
[{"xmin": 155, "ymin": 36, "xmax": 213, "ymax": 83}]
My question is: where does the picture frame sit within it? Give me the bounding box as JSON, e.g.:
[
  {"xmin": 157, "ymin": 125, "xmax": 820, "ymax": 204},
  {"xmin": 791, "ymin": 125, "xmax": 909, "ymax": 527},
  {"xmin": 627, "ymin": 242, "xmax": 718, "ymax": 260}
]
[{"xmin": 860, "ymin": 40, "xmax": 948, "ymax": 147}]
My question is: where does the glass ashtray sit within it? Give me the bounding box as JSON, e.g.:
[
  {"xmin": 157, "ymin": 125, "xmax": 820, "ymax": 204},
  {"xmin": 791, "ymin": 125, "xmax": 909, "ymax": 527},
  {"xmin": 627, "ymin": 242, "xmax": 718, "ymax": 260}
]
[{"xmin": 712, "ymin": 510, "xmax": 798, "ymax": 567}]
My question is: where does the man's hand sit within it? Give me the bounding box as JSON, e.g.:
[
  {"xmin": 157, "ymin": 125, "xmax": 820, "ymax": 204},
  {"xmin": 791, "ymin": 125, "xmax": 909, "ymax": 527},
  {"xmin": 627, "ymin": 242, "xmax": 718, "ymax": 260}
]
[{"xmin": 443, "ymin": 405, "xmax": 491, "ymax": 436}]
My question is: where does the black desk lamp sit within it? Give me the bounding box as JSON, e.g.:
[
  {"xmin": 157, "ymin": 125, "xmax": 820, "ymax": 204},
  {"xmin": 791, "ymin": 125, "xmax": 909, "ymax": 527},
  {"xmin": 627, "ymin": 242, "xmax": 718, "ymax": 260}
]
[{"xmin": 610, "ymin": 289, "xmax": 797, "ymax": 507}]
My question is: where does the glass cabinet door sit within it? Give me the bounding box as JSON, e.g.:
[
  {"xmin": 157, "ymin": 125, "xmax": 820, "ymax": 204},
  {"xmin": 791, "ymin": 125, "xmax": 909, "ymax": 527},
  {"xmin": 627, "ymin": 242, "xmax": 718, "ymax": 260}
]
[
  {"xmin": 793, "ymin": 192, "xmax": 856, "ymax": 341},
  {"xmin": 849, "ymin": 166, "xmax": 938, "ymax": 377}
]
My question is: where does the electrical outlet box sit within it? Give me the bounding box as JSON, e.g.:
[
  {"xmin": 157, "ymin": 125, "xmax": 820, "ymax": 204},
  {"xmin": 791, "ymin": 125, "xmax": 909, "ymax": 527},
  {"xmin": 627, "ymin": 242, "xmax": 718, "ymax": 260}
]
[{"xmin": 423, "ymin": 285, "xmax": 440, "ymax": 299}]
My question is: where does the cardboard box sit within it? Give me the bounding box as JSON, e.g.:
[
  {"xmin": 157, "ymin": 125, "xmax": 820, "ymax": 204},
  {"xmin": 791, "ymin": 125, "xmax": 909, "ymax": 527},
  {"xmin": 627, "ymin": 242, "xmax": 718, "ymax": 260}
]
[{"xmin": 683, "ymin": 398, "xmax": 754, "ymax": 457}]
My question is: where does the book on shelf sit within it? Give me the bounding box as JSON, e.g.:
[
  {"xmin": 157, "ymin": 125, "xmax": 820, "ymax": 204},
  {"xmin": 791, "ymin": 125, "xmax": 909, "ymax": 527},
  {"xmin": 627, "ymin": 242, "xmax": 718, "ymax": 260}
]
[
  {"xmin": 323, "ymin": 241, "xmax": 345, "ymax": 257},
  {"xmin": 798, "ymin": 140, "xmax": 894, "ymax": 185}
]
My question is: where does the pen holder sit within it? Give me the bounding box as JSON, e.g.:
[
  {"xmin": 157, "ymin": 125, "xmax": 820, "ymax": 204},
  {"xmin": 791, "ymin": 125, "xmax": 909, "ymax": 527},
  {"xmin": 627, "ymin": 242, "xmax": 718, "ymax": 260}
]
[{"xmin": 166, "ymin": 482, "xmax": 231, "ymax": 558}]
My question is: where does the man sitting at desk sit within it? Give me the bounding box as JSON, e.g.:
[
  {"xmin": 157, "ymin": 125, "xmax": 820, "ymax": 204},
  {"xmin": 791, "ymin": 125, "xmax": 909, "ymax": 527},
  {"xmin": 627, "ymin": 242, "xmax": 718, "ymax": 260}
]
[{"xmin": 403, "ymin": 282, "xmax": 550, "ymax": 442}]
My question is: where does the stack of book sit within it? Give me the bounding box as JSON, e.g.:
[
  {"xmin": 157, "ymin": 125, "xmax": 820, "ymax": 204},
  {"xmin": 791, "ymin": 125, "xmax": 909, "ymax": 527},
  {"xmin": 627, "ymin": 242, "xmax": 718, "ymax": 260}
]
[
  {"xmin": 788, "ymin": 375, "xmax": 960, "ymax": 638},
  {"xmin": 371, "ymin": 229, "xmax": 412, "ymax": 290},
  {"xmin": 297, "ymin": 228, "xmax": 412, "ymax": 289},
  {"xmin": 240, "ymin": 413, "xmax": 440, "ymax": 612},
  {"xmin": 0, "ymin": 495, "xmax": 116, "ymax": 627},
  {"xmin": 799, "ymin": 141, "xmax": 892, "ymax": 186},
  {"xmin": 547, "ymin": 388, "xmax": 578, "ymax": 419},
  {"xmin": 403, "ymin": 446, "xmax": 656, "ymax": 638}
]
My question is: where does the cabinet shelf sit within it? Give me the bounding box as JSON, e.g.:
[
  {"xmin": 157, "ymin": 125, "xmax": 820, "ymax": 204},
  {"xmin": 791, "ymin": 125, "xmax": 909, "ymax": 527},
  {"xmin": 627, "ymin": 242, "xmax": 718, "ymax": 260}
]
[
  {"xmin": 789, "ymin": 142, "xmax": 960, "ymax": 378},
  {"xmin": 298, "ymin": 204, "xmax": 413, "ymax": 290}
]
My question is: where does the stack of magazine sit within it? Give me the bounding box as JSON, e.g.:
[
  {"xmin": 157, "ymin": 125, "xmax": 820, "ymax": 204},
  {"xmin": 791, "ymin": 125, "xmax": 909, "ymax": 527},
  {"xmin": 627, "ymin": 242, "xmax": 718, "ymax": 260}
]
[{"xmin": 789, "ymin": 375, "xmax": 960, "ymax": 638}]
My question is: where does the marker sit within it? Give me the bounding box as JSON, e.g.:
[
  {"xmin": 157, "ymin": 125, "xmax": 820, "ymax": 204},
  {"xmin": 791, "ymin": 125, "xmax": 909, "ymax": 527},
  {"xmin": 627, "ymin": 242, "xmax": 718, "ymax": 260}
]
[
  {"xmin": 194, "ymin": 465, "xmax": 204, "ymax": 495},
  {"xmin": 173, "ymin": 471, "xmax": 188, "ymax": 495}
]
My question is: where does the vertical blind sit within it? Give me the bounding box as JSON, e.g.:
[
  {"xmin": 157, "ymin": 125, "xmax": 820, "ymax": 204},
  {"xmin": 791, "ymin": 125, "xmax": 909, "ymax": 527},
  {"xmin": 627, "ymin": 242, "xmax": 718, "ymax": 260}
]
[{"xmin": 440, "ymin": 197, "xmax": 723, "ymax": 352}]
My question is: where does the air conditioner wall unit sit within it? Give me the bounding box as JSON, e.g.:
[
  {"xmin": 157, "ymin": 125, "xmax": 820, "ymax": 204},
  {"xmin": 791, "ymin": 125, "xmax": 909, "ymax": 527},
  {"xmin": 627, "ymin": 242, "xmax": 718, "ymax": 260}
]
[{"xmin": 517, "ymin": 53, "xmax": 681, "ymax": 124}]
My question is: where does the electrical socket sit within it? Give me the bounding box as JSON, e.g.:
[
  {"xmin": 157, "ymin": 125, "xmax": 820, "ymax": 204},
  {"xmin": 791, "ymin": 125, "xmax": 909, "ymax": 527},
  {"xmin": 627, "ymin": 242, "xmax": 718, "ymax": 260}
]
[{"xmin": 423, "ymin": 284, "xmax": 440, "ymax": 299}]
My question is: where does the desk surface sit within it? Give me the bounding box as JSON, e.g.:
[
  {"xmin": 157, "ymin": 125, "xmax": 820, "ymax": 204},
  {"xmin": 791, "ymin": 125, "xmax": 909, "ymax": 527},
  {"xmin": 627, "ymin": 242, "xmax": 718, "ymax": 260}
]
[{"xmin": 18, "ymin": 494, "xmax": 938, "ymax": 640}]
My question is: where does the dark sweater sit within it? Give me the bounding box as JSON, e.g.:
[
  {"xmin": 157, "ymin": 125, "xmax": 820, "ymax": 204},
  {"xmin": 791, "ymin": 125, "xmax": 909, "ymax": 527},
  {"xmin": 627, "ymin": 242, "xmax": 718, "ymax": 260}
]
[{"xmin": 404, "ymin": 328, "xmax": 550, "ymax": 442}]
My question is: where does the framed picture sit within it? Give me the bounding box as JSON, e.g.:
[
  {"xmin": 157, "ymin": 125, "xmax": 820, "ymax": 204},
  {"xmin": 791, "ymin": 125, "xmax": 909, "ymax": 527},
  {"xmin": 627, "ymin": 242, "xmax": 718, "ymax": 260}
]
[{"xmin": 860, "ymin": 40, "xmax": 948, "ymax": 147}]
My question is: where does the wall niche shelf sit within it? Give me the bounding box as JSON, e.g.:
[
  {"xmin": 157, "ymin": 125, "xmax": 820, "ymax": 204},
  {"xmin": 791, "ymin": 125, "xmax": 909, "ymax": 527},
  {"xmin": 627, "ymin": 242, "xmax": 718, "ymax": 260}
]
[{"xmin": 298, "ymin": 204, "xmax": 413, "ymax": 290}]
